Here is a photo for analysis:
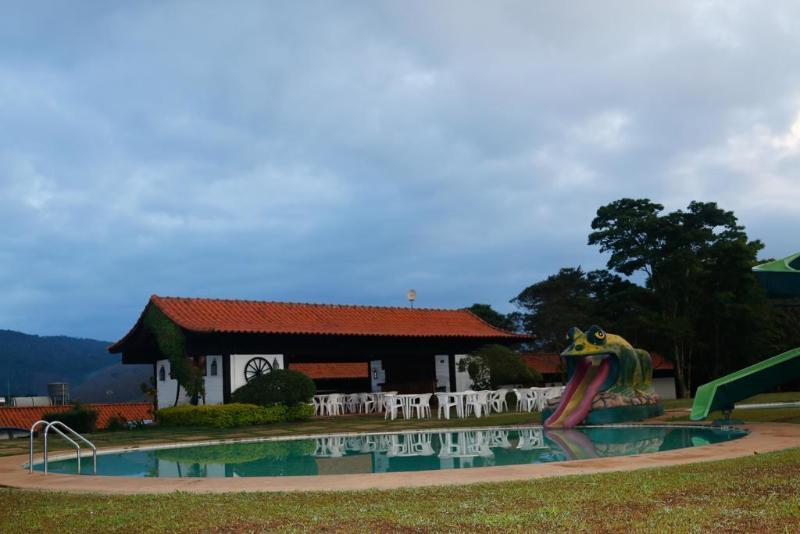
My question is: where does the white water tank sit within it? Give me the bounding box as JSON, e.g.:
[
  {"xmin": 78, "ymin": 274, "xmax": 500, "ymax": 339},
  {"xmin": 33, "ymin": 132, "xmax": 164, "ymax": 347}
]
[{"xmin": 48, "ymin": 383, "xmax": 70, "ymax": 406}]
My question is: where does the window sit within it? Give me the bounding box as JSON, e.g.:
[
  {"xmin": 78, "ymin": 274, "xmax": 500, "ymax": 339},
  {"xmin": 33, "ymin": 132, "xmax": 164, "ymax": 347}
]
[
  {"xmin": 210, "ymin": 358, "xmax": 218, "ymax": 377},
  {"xmin": 158, "ymin": 366, "xmax": 166, "ymax": 382}
]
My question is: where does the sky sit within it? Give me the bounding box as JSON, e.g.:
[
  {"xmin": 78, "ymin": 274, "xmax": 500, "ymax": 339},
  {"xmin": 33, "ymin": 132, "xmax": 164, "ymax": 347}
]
[{"xmin": 2, "ymin": 1, "xmax": 800, "ymax": 341}]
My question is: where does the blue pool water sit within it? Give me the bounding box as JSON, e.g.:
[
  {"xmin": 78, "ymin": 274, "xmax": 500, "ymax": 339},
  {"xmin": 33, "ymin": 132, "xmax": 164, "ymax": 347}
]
[{"xmin": 36, "ymin": 425, "xmax": 746, "ymax": 477}]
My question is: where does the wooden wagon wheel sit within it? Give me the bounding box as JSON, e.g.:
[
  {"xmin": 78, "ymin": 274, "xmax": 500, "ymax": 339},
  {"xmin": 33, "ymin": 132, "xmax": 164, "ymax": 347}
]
[{"xmin": 244, "ymin": 357, "xmax": 273, "ymax": 382}]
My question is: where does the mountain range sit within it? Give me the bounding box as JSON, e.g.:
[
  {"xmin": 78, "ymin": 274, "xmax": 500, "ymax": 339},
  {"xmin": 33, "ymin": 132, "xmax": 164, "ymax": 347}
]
[{"xmin": 0, "ymin": 329, "xmax": 149, "ymax": 403}]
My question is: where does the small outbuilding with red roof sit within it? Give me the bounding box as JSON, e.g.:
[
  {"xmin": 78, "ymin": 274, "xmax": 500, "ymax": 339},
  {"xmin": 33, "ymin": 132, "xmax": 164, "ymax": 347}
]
[{"xmin": 110, "ymin": 295, "xmax": 531, "ymax": 408}]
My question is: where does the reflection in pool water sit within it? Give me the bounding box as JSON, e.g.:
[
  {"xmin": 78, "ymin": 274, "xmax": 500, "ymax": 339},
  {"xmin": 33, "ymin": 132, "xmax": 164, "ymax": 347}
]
[{"xmin": 38, "ymin": 425, "xmax": 746, "ymax": 478}]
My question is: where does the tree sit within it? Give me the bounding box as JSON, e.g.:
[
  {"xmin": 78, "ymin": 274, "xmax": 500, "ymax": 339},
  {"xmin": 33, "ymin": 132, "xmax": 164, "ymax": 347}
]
[
  {"xmin": 511, "ymin": 267, "xmax": 652, "ymax": 351},
  {"xmin": 588, "ymin": 198, "xmax": 770, "ymax": 397},
  {"xmin": 467, "ymin": 303, "xmax": 517, "ymax": 331},
  {"xmin": 458, "ymin": 344, "xmax": 541, "ymax": 389},
  {"xmin": 511, "ymin": 267, "xmax": 594, "ymax": 351}
]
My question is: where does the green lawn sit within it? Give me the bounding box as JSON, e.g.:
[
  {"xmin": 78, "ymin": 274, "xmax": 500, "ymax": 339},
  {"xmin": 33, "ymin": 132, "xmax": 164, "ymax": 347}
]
[{"xmin": 2, "ymin": 397, "xmax": 799, "ymax": 533}]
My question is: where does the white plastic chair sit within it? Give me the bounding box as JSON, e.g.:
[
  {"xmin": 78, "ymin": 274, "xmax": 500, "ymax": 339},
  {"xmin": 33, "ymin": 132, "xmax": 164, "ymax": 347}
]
[
  {"xmin": 489, "ymin": 388, "xmax": 509, "ymax": 413},
  {"xmin": 435, "ymin": 393, "xmax": 458, "ymax": 419},
  {"xmin": 311, "ymin": 395, "xmax": 324, "ymax": 417},
  {"xmin": 513, "ymin": 389, "xmax": 525, "ymax": 411},
  {"xmin": 325, "ymin": 393, "xmax": 344, "ymax": 416},
  {"xmin": 465, "ymin": 391, "xmax": 490, "ymax": 418},
  {"xmin": 410, "ymin": 393, "xmax": 432, "ymax": 419},
  {"xmin": 344, "ymin": 393, "xmax": 361, "ymax": 413},
  {"xmin": 359, "ymin": 393, "xmax": 376, "ymax": 413},
  {"xmin": 383, "ymin": 393, "xmax": 402, "ymax": 420},
  {"xmin": 538, "ymin": 387, "xmax": 563, "ymax": 412}
]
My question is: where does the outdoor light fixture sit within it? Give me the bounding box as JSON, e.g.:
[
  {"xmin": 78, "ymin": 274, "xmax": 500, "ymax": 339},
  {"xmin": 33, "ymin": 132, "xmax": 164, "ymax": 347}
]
[{"xmin": 407, "ymin": 289, "xmax": 416, "ymax": 308}]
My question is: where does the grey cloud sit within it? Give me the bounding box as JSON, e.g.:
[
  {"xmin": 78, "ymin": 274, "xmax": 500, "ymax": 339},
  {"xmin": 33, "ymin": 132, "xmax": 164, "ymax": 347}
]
[{"xmin": 1, "ymin": 1, "xmax": 799, "ymax": 338}]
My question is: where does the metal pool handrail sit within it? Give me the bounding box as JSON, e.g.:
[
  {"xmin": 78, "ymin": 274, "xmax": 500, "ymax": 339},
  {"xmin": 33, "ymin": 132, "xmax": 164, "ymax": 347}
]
[{"xmin": 29, "ymin": 420, "xmax": 97, "ymax": 475}]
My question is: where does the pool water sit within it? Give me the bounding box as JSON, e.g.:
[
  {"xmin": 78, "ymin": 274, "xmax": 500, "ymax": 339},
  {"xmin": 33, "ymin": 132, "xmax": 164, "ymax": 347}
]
[{"xmin": 37, "ymin": 425, "xmax": 746, "ymax": 478}]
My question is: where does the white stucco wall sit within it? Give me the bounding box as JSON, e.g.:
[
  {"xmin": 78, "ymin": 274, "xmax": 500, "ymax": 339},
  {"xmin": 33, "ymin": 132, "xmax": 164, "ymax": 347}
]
[
  {"xmin": 155, "ymin": 358, "xmax": 191, "ymax": 409},
  {"xmin": 653, "ymin": 376, "xmax": 677, "ymax": 400},
  {"xmin": 434, "ymin": 355, "xmax": 450, "ymax": 392},
  {"xmin": 230, "ymin": 354, "xmax": 284, "ymax": 396},
  {"xmin": 369, "ymin": 360, "xmax": 385, "ymax": 392},
  {"xmin": 204, "ymin": 355, "xmax": 224, "ymax": 405},
  {"xmin": 454, "ymin": 354, "xmax": 473, "ymax": 391}
]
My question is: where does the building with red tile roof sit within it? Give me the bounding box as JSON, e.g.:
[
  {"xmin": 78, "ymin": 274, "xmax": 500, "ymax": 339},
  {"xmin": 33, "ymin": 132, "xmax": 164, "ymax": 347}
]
[
  {"xmin": 0, "ymin": 403, "xmax": 153, "ymax": 431},
  {"xmin": 110, "ymin": 295, "xmax": 531, "ymax": 407}
]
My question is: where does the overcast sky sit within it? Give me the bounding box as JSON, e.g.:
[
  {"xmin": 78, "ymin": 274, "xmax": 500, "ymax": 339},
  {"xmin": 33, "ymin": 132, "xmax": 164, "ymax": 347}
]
[{"xmin": 2, "ymin": 1, "xmax": 800, "ymax": 340}]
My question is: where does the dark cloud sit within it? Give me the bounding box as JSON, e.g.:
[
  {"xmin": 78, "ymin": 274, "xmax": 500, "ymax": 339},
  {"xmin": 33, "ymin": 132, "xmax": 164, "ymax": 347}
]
[{"xmin": 1, "ymin": 1, "xmax": 799, "ymax": 338}]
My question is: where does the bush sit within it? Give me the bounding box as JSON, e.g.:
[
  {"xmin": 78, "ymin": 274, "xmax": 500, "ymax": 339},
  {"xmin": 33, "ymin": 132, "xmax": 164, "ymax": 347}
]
[
  {"xmin": 43, "ymin": 403, "xmax": 98, "ymax": 433},
  {"xmin": 105, "ymin": 414, "xmax": 128, "ymax": 431},
  {"xmin": 459, "ymin": 344, "xmax": 542, "ymax": 389},
  {"xmin": 230, "ymin": 369, "xmax": 315, "ymax": 407},
  {"xmin": 155, "ymin": 402, "xmax": 313, "ymax": 429}
]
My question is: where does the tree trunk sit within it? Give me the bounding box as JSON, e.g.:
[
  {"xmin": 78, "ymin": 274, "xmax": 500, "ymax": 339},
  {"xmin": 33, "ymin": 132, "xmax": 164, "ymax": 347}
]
[{"xmin": 673, "ymin": 342, "xmax": 689, "ymax": 399}]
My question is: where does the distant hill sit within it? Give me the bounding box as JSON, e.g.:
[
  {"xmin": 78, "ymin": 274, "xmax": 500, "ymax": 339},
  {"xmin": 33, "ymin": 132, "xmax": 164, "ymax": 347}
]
[{"xmin": 0, "ymin": 329, "xmax": 149, "ymax": 402}]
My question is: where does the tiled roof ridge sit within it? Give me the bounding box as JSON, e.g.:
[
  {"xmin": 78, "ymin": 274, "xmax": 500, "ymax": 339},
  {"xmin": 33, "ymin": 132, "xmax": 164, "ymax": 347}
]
[
  {"xmin": 152, "ymin": 294, "xmax": 480, "ymax": 314},
  {"xmin": 460, "ymin": 308, "xmax": 529, "ymax": 337}
]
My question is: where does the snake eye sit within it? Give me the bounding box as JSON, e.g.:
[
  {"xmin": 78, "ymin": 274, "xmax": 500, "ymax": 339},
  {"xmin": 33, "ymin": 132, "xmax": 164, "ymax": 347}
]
[{"xmin": 587, "ymin": 325, "xmax": 607, "ymax": 345}]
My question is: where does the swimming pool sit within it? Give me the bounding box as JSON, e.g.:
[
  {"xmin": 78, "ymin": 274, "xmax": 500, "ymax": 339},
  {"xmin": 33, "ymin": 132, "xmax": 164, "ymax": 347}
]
[{"xmin": 36, "ymin": 425, "xmax": 746, "ymax": 478}]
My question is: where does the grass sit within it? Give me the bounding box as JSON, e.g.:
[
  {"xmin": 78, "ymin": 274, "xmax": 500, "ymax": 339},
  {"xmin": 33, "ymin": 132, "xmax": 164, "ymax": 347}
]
[{"xmin": 2, "ymin": 395, "xmax": 799, "ymax": 532}]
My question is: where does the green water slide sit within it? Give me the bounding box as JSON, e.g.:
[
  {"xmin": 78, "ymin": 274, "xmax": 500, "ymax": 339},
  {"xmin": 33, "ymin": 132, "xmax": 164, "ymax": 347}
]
[
  {"xmin": 752, "ymin": 251, "xmax": 800, "ymax": 298},
  {"xmin": 690, "ymin": 252, "xmax": 800, "ymax": 421},
  {"xmin": 690, "ymin": 347, "xmax": 800, "ymax": 420}
]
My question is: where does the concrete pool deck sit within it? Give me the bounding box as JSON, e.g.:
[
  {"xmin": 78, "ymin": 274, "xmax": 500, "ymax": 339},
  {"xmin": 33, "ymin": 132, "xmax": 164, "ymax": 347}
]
[{"xmin": 1, "ymin": 422, "xmax": 798, "ymax": 494}]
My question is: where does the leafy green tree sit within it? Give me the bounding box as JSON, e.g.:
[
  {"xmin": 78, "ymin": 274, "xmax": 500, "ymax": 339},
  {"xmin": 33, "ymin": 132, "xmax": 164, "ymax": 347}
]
[
  {"xmin": 467, "ymin": 303, "xmax": 517, "ymax": 331},
  {"xmin": 511, "ymin": 267, "xmax": 594, "ymax": 351},
  {"xmin": 588, "ymin": 198, "xmax": 771, "ymax": 397}
]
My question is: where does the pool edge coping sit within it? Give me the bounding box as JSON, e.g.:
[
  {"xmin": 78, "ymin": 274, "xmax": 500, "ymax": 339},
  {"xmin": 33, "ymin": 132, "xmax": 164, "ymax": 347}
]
[{"xmin": 1, "ymin": 422, "xmax": 798, "ymax": 494}]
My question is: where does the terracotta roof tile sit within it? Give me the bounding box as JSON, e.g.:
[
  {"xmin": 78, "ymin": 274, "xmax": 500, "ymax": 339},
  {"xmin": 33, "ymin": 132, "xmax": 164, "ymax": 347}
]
[
  {"xmin": 650, "ymin": 353, "xmax": 674, "ymax": 370},
  {"xmin": 0, "ymin": 403, "xmax": 154, "ymax": 431},
  {"xmin": 521, "ymin": 353, "xmax": 563, "ymax": 374},
  {"xmin": 110, "ymin": 295, "xmax": 530, "ymax": 352},
  {"xmin": 291, "ymin": 362, "xmax": 369, "ymax": 379}
]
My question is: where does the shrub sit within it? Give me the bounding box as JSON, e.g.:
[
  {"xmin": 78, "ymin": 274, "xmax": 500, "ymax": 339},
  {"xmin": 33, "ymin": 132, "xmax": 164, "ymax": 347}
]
[
  {"xmin": 230, "ymin": 369, "xmax": 315, "ymax": 407},
  {"xmin": 43, "ymin": 403, "xmax": 98, "ymax": 433},
  {"xmin": 105, "ymin": 414, "xmax": 128, "ymax": 431},
  {"xmin": 459, "ymin": 344, "xmax": 542, "ymax": 389},
  {"xmin": 155, "ymin": 402, "xmax": 313, "ymax": 429}
]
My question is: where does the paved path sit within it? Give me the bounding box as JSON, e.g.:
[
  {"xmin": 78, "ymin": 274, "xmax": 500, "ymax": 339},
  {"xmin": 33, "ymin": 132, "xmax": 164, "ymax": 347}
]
[{"xmin": 1, "ymin": 423, "xmax": 798, "ymax": 494}]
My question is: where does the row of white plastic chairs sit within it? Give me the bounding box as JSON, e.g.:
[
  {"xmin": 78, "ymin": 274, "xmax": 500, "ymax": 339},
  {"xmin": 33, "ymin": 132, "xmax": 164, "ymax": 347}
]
[
  {"xmin": 514, "ymin": 386, "xmax": 566, "ymax": 413},
  {"xmin": 312, "ymin": 386, "xmax": 565, "ymax": 420},
  {"xmin": 312, "ymin": 392, "xmax": 397, "ymax": 417},
  {"xmin": 312, "ymin": 428, "xmax": 547, "ymax": 458}
]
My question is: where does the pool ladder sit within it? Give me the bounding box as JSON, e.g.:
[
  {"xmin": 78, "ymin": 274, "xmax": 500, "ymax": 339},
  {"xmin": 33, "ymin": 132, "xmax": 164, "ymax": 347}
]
[{"xmin": 29, "ymin": 420, "xmax": 97, "ymax": 475}]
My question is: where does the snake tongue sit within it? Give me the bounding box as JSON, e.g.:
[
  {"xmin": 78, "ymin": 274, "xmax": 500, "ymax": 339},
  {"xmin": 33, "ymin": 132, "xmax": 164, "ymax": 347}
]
[{"xmin": 545, "ymin": 356, "xmax": 610, "ymax": 428}]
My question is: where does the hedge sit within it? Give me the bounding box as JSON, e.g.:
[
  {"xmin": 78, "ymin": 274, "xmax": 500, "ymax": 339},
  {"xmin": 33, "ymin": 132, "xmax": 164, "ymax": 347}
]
[
  {"xmin": 230, "ymin": 369, "xmax": 315, "ymax": 407},
  {"xmin": 156, "ymin": 402, "xmax": 313, "ymax": 429}
]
